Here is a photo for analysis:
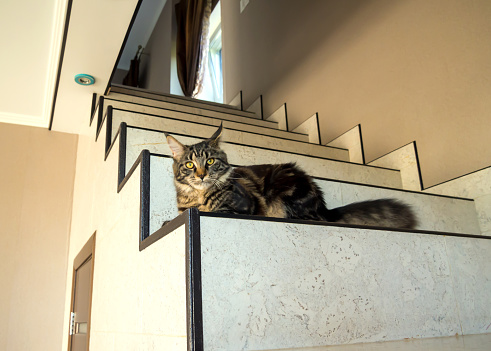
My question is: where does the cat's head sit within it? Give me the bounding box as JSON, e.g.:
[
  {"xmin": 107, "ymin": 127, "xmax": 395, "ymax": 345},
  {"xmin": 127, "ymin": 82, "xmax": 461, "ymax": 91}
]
[{"xmin": 166, "ymin": 124, "xmax": 231, "ymax": 191}]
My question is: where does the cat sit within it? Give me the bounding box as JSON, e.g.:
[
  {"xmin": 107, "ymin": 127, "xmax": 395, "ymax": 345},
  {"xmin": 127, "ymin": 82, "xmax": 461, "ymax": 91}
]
[{"xmin": 165, "ymin": 124, "xmax": 417, "ymax": 229}]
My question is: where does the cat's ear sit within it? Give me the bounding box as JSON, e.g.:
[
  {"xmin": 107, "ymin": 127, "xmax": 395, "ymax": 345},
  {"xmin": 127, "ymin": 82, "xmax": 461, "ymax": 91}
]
[
  {"xmin": 208, "ymin": 123, "xmax": 223, "ymax": 148},
  {"xmin": 166, "ymin": 133, "xmax": 185, "ymax": 159}
]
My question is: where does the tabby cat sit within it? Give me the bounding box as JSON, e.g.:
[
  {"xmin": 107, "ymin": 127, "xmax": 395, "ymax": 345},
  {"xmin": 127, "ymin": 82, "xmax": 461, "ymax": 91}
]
[{"xmin": 165, "ymin": 125, "xmax": 417, "ymax": 229}]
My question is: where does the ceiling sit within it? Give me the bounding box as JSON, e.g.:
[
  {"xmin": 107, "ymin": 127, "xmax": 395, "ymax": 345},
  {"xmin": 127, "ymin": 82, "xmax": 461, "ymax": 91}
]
[{"xmin": 0, "ymin": 0, "xmax": 165, "ymax": 135}]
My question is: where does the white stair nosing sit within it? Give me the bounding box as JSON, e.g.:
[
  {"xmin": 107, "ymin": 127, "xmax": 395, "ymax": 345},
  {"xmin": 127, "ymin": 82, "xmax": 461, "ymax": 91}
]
[
  {"xmin": 103, "ymin": 101, "xmax": 310, "ymax": 142},
  {"xmin": 326, "ymin": 124, "xmax": 365, "ymax": 164},
  {"xmin": 111, "ymin": 108, "xmax": 350, "ymax": 161},
  {"xmin": 291, "ymin": 112, "xmax": 322, "ymax": 144}
]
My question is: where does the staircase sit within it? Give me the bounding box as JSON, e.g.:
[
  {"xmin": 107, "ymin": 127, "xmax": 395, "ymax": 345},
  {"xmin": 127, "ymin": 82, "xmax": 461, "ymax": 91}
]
[{"xmin": 68, "ymin": 84, "xmax": 491, "ymax": 350}]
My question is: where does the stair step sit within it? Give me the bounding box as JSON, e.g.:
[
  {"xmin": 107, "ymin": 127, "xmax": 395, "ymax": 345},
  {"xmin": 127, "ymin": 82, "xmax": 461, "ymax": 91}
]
[
  {"xmin": 124, "ymin": 126, "xmax": 401, "ymax": 188},
  {"xmin": 424, "ymin": 165, "xmax": 491, "ymax": 237},
  {"xmin": 266, "ymin": 103, "xmax": 288, "ymax": 130},
  {"xmin": 291, "ymin": 112, "xmax": 322, "ymax": 144},
  {"xmin": 369, "ymin": 142, "xmax": 422, "ymax": 191},
  {"xmin": 103, "ymin": 99, "xmax": 309, "ymax": 142},
  {"xmin": 142, "ymin": 210, "xmax": 491, "ymax": 350},
  {"xmin": 105, "ymin": 93, "xmax": 278, "ymax": 129},
  {"xmin": 110, "ymin": 84, "xmax": 259, "ymax": 118},
  {"xmin": 108, "ymin": 108, "xmax": 350, "ymax": 161},
  {"xmin": 145, "ymin": 155, "xmax": 479, "ymax": 235},
  {"xmin": 246, "ymin": 95, "xmax": 263, "ymax": 118},
  {"xmin": 326, "ymin": 124, "xmax": 365, "ymax": 164}
]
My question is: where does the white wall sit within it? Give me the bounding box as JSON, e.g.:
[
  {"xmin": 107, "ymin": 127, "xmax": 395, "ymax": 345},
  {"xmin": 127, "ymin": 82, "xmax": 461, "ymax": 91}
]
[{"xmin": 0, "ymin": 123, "xmax": 77, "ymax": 351}]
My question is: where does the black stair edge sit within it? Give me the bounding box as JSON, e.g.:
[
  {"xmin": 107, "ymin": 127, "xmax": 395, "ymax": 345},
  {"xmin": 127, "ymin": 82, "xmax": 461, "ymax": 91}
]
[
  {"xmin": 110, "ymin": 107, "xmax": 349, "ymax": 153},
  {"xmin": 103, "ymin": 96, "xmax": 307, "ymax": 135},
  {"xmin": 125, "ymin": 124, "xmax": 399, "ymax": 173},
  {"xmin": 110, "ymin": 83, "xmax": 257, "ymax": 116},
  {"xmin": 139, "ymin": 209, "xmax": 204, "ymax": 351}
]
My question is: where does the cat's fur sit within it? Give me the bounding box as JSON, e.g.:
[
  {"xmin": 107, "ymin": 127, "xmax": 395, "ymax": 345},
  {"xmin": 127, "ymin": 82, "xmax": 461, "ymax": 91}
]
[{"xmin": 166, "ymin": 125, "xmax": 417, "ymax": 229}]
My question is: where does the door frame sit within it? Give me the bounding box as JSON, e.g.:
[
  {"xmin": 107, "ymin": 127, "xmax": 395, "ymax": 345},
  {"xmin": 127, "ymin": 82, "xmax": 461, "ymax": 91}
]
[{"xmin": 68, "ymin": 233, "xmax": 96, "ymax": 351}]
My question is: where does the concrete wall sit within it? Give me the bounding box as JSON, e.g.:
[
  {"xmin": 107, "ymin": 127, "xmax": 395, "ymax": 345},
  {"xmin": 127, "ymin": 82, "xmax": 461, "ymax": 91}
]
[
  {"xmin": 0, "ymin": 123, "xmax": 77, "ymax": 351},
  {"xmin": 221, "ymin": 0, "xmax": 491, "ymax": 187}
]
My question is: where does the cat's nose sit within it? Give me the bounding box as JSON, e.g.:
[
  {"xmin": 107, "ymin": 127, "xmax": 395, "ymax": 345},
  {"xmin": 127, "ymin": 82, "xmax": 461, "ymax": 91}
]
[{"xmin": 197, "ymin": 173, "xmax": 206, "ymax": 180}]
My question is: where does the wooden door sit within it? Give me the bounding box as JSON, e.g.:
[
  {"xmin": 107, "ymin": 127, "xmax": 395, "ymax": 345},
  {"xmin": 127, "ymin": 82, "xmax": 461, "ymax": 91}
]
[{"xmin": 68, "ymin": 234, "xmax": 95, "ymax": 351}]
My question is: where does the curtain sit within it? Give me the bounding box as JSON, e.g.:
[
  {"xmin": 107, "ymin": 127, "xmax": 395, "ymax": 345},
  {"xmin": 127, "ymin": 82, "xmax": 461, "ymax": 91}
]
[{"xmin": 175, "ymin": 0, "xmax": 218, "ymax": 97}]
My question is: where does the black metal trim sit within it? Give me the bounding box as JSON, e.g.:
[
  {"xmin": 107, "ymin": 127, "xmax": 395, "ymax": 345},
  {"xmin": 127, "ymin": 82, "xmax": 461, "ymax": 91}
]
[
  {"xmin": 105, "ymin": 106, "xmax": 113, "ymax": 154},
  {"xmin": 239, "ymin": 90, "xmax": 243, "ymax": 111},
  {"xmin": 358, "ymin": 124, "xmax": 366, "ymax": 165},
  {"xmin": 103, "ymin": 96, "xmax": 304, "ymax": 135},
  {"xmin": 48, "ymin": 0, "xmax": 73, "ymax": 131},
  {"xmin": 186, "ymin": 208, "xmax": 204, "ymax": 351},
  {"xmin": 413, "ymin": 141, "xmax": 424, "ymax": 191},
  {"xmin": 315, "ymin": 112, "xmax": 322, "ymax": 145},
  {"xmin": 111, "ymin": 107, "xmax": 347, "ymax": 151},
  {"xmin": 118, "ymin": 123, "xmax": 127, "ymax": 185},
  {"xmin": 284, "ymin": 102, "xmax": 289, "ymax": 131},
  {"xmin": 96, "ymin": 96, "xmax": 104, "ymax": 134},
  {"xmin": 90, "ymin": 93, "xmax": 97, "ymax": 122},
  {"xmin": 140, "ymin": 150, "xmax": 151, "ymax": 243},
  {"xmin": 105, "ymin": 0, "xmax": 143, "ymax": 95},
  {"xmin": 125, "ymin": 124, "xmax": 400, "ymax": 172},
  {"xmin": 199, "ymin": 211, "xmax": 489, "ymax": 240},
  {"xmin": 260, "ymin": 95, "xmax": 264, "ymax": 119}
]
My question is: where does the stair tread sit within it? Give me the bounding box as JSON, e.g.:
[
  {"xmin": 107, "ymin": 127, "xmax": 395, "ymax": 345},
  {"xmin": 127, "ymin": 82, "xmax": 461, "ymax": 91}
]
[
  {"xmin": 103, "ymin": 101, "xmax": 310, "ymax": 142},
  {"xmin": 109, "ymin": 84, "xmax": 259, "ymax": 118},
  {"xmin": 110, "ymin": 108, "xmax": 350, "ymax": 161},
  {"xmin": 105, "ymin": 93, "xmax": 279, "ymax": 128},
  {"xmin": 146, "ymin": 154, "xmax": 480, "ymax": 236}
]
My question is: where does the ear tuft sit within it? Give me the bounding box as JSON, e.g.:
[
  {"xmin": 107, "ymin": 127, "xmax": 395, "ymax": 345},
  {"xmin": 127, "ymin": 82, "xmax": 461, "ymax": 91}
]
[
  {"xmin": 166, "ymin": 134, "xmax": 185, "ymax": 159},
  {"xmin": 208, "ymin": 123, "xmax": 223, "ymax": 148}
]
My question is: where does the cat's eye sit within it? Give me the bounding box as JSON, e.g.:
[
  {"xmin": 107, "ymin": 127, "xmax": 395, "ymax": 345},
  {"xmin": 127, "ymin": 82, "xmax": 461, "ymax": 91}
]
[
  {"xmin": 206, "ymin": 158, "xmax": 215, "ymax": 165},
  {"xmin": 185, "ymin": 162, "xmax": 194, "ymax": 169}
]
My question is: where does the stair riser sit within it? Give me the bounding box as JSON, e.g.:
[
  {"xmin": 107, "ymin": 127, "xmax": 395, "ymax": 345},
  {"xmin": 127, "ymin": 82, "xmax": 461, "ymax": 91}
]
[
  {"xmin": 111, "ymin": 110, "xmax": 350, "ymax": 161},
  {"xmin": 109, "ymin": 87, "xmax": 258, "ymax": 118},
  {"xmin": 125, "ymin": 128, "xmax": 400, "ymax": 188},
  {"xmin": 106, "ymin": 94, "xmax": 280, "ymax": 129},
  {"xmin": 104, "ymin": 102, "xmax": 309, "ymax": 143},
  {"xmin": 147, "ymin": 157, "xmax": 479, "ymax": 235},
  {"xmin": 199, "ymin": 217, "xmax": 491, "ymax": 350}
]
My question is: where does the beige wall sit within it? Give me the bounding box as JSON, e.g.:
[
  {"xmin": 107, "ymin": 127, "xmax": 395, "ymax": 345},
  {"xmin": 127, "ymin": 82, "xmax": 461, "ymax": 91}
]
[
  {"xmin": 221, "ymin": 0, "xmax": 491, "ymax": 187},
  {"xmin": 139, "ymin": 0, "xmax": 173, "ymax": 93},
  {"xmin": 0, "ymin": 123, "xmax": 78, "ymax": 351}
]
